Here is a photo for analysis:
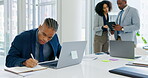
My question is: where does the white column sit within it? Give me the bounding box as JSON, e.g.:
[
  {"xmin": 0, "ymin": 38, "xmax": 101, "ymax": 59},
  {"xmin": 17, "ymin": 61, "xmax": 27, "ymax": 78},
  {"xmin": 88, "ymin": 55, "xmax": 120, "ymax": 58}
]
[
  {"xmin": 59, "ymin": 0, "xmax": 83, "ymax": 42},
  {"xmin": 17, "ymin": 0, "xmax": 26, "ymax": 34}
]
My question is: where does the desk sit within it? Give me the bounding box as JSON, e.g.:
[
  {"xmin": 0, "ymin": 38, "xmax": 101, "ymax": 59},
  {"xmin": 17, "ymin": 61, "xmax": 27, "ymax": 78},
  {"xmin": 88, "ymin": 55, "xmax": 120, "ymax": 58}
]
[{"xmin": 1, "ymin": 54, "xmax": 140, "ymax": 78}]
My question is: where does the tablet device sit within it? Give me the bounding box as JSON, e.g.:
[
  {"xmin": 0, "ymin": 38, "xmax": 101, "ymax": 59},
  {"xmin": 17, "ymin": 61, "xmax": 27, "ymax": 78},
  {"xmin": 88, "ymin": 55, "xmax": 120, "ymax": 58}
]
[
  {"xmin": 109, "ymin": 66, "xmax": 148, "ymax": 78},
  {"xmin": 106, "ymin": 22, "xmax": 115, "ymax": 31}
]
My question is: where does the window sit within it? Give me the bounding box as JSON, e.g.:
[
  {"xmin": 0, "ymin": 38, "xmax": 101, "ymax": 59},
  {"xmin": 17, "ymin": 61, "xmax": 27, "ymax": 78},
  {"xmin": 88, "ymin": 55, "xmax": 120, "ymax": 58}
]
[
  {"xmin": 26, "ymin": 0, "xmax": 57, "ymax": 29},
  {"xmin": 0, "ymin": 0, "xmax": 17, "ymax": 66},
  {"xmin": 0, "ymin": 5, "xmax": 4, "ymax": 56},
  {"xmin": 0, "ymin": 0, "xmax": 17, "ymax": 56},
  {"xmin": 135, "ymin": 0, "xmax": 148, "ymax": 47},
  {"xmin": 0, "ymin": 0, "xmax": 58, "ymax": 56}
]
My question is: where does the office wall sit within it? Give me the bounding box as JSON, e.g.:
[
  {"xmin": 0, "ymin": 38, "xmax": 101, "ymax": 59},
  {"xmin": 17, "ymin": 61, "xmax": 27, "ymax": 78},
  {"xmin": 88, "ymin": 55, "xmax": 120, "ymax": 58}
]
[{"xmin": 58, "ymin": 0, "xmax": 83, "ymax": 43}]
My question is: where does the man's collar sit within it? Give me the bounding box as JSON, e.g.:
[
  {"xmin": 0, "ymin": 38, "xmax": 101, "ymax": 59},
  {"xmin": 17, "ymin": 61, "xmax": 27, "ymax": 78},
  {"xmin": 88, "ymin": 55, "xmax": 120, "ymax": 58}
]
[{"xmin": 123, "ymin": 5, "xmax": 128, "ymax": 11}]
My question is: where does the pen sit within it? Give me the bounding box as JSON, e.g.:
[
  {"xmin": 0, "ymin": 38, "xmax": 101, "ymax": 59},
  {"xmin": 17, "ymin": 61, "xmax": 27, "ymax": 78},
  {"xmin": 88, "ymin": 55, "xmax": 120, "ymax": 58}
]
[
  {"xmin": 93, "ymin": 57, "xmax": 98, "ymax": 60},
  {"xmin": 31, "ymin": 53, "xmax": 35, "ymax": 59}
]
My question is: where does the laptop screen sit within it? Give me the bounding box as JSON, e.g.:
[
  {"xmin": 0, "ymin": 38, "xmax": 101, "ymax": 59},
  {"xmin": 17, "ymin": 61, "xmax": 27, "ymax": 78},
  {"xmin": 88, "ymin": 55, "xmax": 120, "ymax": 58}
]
[
  {"xmin": 39, "ymin": 41, "xmax": 87, "ymax": 69},
  {"xmin": 109, "ymin": 40, "xmax": 135, "ymax": 59}
]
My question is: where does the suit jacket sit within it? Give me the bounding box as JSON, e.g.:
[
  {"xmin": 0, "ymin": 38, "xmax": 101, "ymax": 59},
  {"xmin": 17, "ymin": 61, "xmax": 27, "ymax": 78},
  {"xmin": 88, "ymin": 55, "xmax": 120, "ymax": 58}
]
[
  {"xmin": 6, "ymin": 29, "xmax": 61, "ymax": 67},
  {"xmin": 94, "ymin": 14, "xmax": 110, "ymax": 36},
  {"xmin": 114, "ymin": 6, "xmax": 140, "ymax": 43}
]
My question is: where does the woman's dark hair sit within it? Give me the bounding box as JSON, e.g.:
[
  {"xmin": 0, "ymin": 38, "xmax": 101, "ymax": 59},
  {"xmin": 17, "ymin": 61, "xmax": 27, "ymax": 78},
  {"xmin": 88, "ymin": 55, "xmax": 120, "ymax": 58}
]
[{"xmin": 95, "ymin": 0, "xmax": 112, "ymax": 16}]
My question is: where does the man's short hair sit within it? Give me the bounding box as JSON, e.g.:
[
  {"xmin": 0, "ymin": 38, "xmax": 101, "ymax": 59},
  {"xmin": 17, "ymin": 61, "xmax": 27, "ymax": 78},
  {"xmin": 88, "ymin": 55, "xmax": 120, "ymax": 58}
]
[{"xmin": 44, "ymin": 18, "xmax": 59, "ymax": 32}]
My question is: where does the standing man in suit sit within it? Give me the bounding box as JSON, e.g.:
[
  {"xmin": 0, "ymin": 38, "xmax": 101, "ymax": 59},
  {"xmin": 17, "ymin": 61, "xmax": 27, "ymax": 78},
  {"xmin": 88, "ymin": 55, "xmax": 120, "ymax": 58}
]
[
  {"xmin": 6, "ymin": 18, "xmax": 61, "ymax": 68},
  {"xmin": 114, "ymin": 0, "xmax": 140, "ymax": 44}
]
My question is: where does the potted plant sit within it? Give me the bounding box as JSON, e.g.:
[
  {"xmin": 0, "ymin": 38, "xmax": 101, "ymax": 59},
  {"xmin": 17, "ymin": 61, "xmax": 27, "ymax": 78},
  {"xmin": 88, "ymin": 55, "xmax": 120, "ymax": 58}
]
[{"xmin": 136, "ymin": 32, "xmax": 148, "ymax": 50}]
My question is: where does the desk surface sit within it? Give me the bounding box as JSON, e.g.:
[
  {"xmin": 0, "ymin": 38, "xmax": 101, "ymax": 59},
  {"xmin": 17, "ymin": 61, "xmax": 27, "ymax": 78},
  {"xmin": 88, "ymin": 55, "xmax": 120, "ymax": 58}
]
[{"xmin": 1, "ymin": 54, "xmax": 142, "ymax": 78}]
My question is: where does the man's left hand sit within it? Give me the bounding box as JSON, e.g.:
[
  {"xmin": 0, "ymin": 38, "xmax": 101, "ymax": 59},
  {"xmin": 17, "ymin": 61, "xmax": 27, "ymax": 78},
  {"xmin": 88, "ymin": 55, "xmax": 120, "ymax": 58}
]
[{"xmin": 113, "ymin": 24, "xmax": 122, "ymax": 31}]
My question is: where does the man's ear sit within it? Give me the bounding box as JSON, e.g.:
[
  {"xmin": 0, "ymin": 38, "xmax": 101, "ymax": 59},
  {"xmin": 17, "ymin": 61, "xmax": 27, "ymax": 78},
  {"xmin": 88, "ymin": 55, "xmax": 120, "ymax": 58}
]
[{"xmin": 124, "ymin": 1, "xmax": 127, "ymax": 4}]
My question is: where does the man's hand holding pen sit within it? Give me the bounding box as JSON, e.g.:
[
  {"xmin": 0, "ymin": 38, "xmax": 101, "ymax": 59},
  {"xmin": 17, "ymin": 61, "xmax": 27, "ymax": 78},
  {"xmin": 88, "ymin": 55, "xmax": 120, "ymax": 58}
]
[{"xmin": 23, "ymin": 54, "xmax": 38, "ymax": 68}]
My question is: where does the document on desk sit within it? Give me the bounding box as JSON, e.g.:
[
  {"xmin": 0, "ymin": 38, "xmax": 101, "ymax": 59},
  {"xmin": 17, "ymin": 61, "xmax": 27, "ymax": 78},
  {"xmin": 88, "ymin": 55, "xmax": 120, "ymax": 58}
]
[
  {"xmin": 126, "ymin": 60, "xmax": 148, "ymax": 67},
  {"xmin": 4, "ymin": 65, "xmax": 47, "ymax": 74},
  {"xmin": 133, "ymin": 61, "xmax": 148, "ymax": 66}
]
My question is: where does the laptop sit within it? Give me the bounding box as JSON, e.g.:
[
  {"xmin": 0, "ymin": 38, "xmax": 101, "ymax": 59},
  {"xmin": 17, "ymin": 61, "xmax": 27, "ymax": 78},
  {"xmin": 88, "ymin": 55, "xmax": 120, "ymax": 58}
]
[
  {"xmin": 39, "ymin": 41, "xmax": 87, "ymax": 69},
  {"xmin": 109, "ymin": 40, "xmax": 140, "ymax": 59}
]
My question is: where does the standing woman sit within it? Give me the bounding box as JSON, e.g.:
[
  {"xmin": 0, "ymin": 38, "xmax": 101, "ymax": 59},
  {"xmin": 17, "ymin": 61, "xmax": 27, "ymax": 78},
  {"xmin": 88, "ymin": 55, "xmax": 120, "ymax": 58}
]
[{"xmin": 93, "ymin": 1, "xmax": 112, "ymax": 54}]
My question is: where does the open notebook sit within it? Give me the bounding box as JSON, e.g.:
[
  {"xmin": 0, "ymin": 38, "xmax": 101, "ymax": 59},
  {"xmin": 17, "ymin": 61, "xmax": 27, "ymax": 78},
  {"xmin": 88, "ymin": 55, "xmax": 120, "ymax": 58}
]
[{"xmin": 4, "ymin": 65, "xmax": 47, "ymax": 74}]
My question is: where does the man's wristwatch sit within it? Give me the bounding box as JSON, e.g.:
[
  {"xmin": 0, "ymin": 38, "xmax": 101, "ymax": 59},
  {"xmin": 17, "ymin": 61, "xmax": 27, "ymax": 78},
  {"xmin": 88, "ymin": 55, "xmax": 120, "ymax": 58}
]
[{"xmin": 121, "ymin": 27, "xmax": 124, "ymax": 31}]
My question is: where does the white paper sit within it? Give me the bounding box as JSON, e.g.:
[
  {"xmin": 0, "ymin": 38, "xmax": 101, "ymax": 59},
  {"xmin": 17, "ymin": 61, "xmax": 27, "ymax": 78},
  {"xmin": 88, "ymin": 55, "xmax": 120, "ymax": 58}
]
[
  {"xmin": 71, "ymin": 51, "xmax": 78, "ymax": 59},
  {"xmin": 4, "ymin": 65, "xmax": 47, "ymax": 74}
]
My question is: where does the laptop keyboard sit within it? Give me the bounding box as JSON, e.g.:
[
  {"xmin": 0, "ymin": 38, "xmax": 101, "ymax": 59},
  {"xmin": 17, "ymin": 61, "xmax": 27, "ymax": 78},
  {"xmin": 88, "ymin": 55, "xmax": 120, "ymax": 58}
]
[{"xmin": 39, "ymin": 60, "xmax": 58, "ymax": 68}]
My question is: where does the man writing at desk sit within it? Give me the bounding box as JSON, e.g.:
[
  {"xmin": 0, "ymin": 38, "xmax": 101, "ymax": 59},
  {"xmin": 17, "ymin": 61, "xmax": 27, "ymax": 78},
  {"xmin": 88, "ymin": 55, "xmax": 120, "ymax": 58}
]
[{"xmin": 6, "ymin": 18, "xmax": 61, "ymax": 68}]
